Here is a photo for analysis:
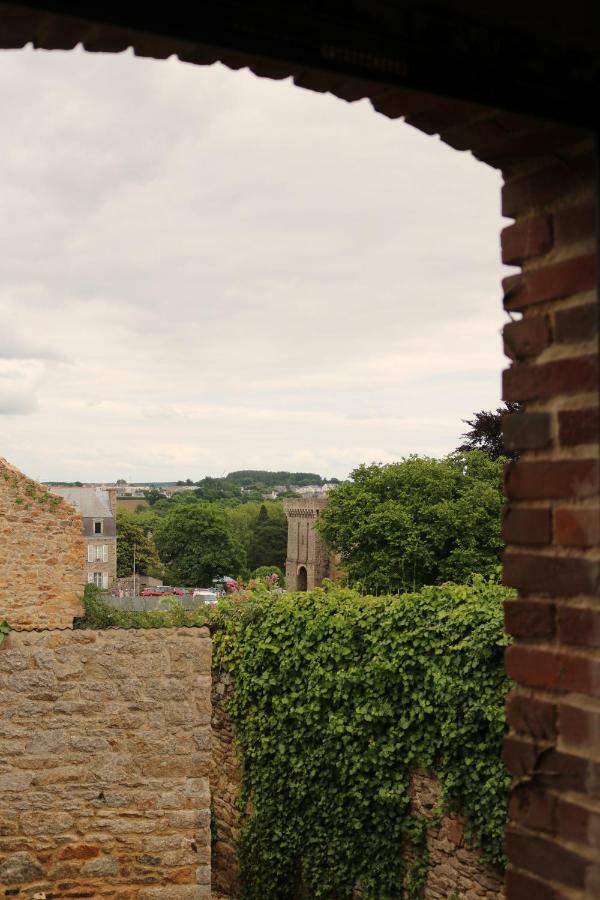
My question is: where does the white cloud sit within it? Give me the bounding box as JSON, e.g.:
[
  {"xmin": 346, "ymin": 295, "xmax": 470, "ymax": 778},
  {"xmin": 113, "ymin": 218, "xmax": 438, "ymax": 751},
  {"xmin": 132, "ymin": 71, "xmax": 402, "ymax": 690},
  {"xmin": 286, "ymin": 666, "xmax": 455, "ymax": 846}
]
[{"xmin": 0, "ymin": 47, "xmax": 508, "ymax": 480}]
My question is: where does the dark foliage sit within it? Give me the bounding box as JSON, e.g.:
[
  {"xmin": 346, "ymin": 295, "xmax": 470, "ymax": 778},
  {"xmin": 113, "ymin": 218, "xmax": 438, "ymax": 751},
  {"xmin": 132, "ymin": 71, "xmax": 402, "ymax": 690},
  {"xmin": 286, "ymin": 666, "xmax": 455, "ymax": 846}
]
[{"xmin": 457, "ymin": 402, "xmax": 521, "ymax": 460}]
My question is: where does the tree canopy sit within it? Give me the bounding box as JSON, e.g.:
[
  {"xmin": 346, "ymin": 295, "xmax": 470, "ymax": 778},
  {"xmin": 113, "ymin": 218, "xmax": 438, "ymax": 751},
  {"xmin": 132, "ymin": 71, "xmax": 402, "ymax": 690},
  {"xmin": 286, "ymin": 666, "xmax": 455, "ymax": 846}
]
[
  {"xmin": 317, "ymin": 452, "xmax": 504, "ymax": 593},
  {"xmin": 154, "ymin": 502, "xmax": 246, "ymax": 586}
]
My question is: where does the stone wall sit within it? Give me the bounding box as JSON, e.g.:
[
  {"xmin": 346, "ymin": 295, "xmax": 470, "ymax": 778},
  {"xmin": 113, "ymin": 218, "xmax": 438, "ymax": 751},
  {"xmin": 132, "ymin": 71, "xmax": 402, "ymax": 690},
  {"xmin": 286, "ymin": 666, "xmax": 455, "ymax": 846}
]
[
  {"xmin": 0, "ymin": 626, "xmax": 212, "ymax": 898},
  {"xmin": 0, "ymin": 457, "xmax": 85, "ymax": 630},
  {"xmin": 409, "ymin": 772, "xmax": 505, "ymax": 900},
  {"xmin": 211, "ymin": 669, "xmax": 504, "ymax": 898}
]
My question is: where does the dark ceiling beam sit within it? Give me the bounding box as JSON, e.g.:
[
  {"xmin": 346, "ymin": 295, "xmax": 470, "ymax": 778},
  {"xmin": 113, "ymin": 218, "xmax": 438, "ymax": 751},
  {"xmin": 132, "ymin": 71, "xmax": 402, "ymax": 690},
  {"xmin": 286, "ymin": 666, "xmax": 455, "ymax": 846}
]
[{"xmin": 4, "ymin": 1, "xmax": 600, "ymax": 129}]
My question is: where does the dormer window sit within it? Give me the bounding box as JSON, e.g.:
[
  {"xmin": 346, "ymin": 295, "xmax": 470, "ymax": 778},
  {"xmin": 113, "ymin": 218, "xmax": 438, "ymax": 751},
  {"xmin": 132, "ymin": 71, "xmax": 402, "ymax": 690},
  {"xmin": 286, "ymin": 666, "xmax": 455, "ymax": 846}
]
[{"xmin": 94, "ymin": 520, "xmax": 103, "ymax": 534}]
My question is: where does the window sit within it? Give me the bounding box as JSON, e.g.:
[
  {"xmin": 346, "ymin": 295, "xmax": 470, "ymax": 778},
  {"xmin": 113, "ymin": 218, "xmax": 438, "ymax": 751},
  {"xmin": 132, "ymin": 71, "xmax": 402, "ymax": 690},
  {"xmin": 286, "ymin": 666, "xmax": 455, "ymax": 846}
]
[
  {"xmin": 89, "ymin": 544, "xmax": 109, "ymax": 563},
  {"xmin": 94, "ymin": 520, "xmax": 103, "ymax": 534},
  {"xmin": 88, "ymin": 571, "xmax": 109, "ymax": 589}
]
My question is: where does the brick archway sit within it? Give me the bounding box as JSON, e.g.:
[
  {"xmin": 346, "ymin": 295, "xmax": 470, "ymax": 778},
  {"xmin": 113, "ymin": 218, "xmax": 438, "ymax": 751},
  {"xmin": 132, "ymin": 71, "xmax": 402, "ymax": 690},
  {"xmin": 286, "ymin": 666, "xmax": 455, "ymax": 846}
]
[{"xmin": 1, "ymin": 5, "xmax": 598, "ymax": 897}]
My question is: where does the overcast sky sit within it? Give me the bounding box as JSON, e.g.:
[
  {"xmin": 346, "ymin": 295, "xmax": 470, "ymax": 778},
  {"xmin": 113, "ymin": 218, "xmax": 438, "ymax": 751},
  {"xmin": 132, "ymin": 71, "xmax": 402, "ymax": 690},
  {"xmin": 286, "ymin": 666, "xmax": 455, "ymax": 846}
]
[{"xmin": 0, "ymin": 47, "xmax": 509, "ymax": 482}]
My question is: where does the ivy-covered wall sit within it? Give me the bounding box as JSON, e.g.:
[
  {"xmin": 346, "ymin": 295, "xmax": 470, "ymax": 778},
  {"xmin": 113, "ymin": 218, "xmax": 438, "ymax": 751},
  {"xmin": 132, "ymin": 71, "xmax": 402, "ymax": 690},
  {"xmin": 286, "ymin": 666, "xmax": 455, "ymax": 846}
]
[{"xmin": 213, "ymin": 579, "xmax": 512, "ymax": 899}]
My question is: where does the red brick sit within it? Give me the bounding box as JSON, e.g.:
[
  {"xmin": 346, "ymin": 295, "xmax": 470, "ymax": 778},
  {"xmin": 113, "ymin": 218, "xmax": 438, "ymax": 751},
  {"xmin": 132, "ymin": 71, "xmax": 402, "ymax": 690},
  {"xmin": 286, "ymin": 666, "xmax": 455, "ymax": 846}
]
[
  {"xmin": 505, "ymin": 644, "xmax": 599, "ymax": 695},
  {"xmin": 505, "ymin": 598, "xmax": 555, "ymax": 637},
  {"xmin": 502, "ymin": 215, "xmax": 553, "ymax": 265},
  {"xmin": 505, "ymin": 827, "xmax": 591, "ymax": 888},
  {"xmin": 504, "ymin": 354, "xmax": 597, "ymax": 402},
  {"xmin": 557, "ymin": 798, "xmax": 600, "ymax": 849},
  {"xmin": 557, "ymin": 605, "xmax": 600, "ymax": 648},
  {"xmin": 502, "ymin": 155, "xmax": 595, "ymax": 218},
  {"xmin": 503, "ymin": 507, "xmax": 552, "ymax": 545},
  {"xmin": 554, "ymin": 303, "xmax": 597, "ymax": 343},
  {"xmin": 558, "ymin": 703, "xmax": 600, "ymax": 749},
  {"xmin": 503, "ymin": 356, "xmax": 598, "ymax": 402},
  {"xmin": 554, "ymin": 204, "xmax": 597, "ymax": 246},
  {"xmin": 533, "ymin": 748, "xmax": 599, "ymax": 796},
  {"xmin": 503, "ymin": 316, "xmax": 552, "ymax": 362},
  {"xmin": 503, "ymin": 413, "xmax": 551, "ymax": 451},
  {"xmin": 506, "ymin": 693, "xmax": 556, "ymax": 740},
  {"xmin": 504, "ymin": 460, "xmax": 599, "ymax": 500},
  {"xmin": 555, "ymin": 508, "xmax": 600, "ymax": 547},
  {"xmin": 558, "ymin": 408, "xmax": 599, "ymax": 446},
  {"xmin": 503, "ymin": 551, "xmax": 600, "ymax": 597},
  {"xmin": 505, "ymin": 869, "xmax": 560, "ymax": 900},
  {"xmin": 503, "ymin": 255, "xmax": 597, "ymax": 311},
  {"xmin": 509, "ymin": 785, "xmax": 557, "ymax": 833},
  {"xmin": 503, "ymin": 734, "xmax": 538, "ymax": 774}
]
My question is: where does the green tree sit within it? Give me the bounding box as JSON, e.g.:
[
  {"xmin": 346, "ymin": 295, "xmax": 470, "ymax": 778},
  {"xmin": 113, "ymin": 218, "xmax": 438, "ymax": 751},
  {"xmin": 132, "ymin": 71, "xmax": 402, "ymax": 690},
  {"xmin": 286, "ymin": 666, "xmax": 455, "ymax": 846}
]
[
  {"xmin": 154, "ymin": 502, "xmax": 246, "ymax": 586},
  {"xmin": 317, "ymin": 452, "xmax": 504, "ymax": 593},
  {"xmin": 116, "ymin": 509, "xmax": 161, "ymax": 578},
  {"xmin": 194, "ymin": 476, "xmax": 242, "ymax": 503},
  {"xmin": 248, "ymin": 503, "xmax": 287, "ymax": 571}
]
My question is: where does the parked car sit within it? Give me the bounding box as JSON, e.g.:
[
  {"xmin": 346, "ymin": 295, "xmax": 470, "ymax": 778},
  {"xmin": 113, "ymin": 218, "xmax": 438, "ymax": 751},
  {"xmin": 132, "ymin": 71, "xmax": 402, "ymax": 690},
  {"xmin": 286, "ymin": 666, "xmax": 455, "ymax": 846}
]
[
  {"xmin": 140, "ymin": 586, "xmax": 185, "ymax": 597},
  {"xmin": 192, "ymin": 588, "xmax": 218, "ymax": 606}
]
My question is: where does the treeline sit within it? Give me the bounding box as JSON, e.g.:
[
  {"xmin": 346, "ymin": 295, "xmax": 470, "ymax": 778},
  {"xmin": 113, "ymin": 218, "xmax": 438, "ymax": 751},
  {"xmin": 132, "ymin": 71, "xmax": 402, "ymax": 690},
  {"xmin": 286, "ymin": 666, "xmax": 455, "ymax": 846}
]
[
  {"xmin": 166, "ymin": 470, "xmax": 339, "ymax": 505},
  {"xmin": 226, "ymin": 470, "xmax": 336, "ymax": 487},
  {"xmin": 117, "ymin": 494, "xmax": 287, "ymax": 588}
]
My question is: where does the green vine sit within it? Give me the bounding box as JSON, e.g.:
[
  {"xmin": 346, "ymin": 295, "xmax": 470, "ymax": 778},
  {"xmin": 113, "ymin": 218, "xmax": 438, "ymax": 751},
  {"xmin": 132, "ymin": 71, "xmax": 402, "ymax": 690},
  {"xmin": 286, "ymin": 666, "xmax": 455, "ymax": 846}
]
[{"xmin": 214, "ymin": 577, "xmax": 512, "ymax": 899}]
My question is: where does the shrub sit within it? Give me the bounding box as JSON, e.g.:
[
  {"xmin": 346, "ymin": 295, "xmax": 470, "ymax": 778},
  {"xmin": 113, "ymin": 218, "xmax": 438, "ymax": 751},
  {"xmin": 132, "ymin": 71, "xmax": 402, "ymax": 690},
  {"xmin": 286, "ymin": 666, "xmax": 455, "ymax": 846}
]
[{"xmin": 75, "ymin": 583, "xmax": 210, "ymax": 630}]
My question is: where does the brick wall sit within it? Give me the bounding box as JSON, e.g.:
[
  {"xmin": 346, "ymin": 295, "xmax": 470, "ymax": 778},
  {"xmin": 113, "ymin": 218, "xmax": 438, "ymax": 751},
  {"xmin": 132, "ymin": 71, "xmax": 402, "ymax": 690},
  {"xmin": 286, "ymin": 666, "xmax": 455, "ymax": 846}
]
[
  {"xmin": 500, "ymin": 144, "xmax": 600, "ymax": 898},
  {"xmin": 0, "ymin": 626, "xmax": 212, "ymax": 898},
  {"xmin": 0, "ymin": 457, "xmax": 85, "ymax": 629}
]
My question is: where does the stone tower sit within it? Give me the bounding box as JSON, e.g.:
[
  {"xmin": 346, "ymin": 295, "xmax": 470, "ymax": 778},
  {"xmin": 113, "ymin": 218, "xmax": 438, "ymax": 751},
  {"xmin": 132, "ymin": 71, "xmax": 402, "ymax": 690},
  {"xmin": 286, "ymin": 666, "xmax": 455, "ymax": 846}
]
[{"xmin": 284, "ymin": 496, "xmax": 330, "ymax": 591}]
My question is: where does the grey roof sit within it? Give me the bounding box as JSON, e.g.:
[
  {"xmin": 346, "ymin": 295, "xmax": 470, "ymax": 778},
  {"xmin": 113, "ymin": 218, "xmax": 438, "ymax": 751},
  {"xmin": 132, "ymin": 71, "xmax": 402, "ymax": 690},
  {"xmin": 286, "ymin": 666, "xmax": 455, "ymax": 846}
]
[{"xmin": 50, "ymin": 487, "xmax": 114, "ymax": 519}]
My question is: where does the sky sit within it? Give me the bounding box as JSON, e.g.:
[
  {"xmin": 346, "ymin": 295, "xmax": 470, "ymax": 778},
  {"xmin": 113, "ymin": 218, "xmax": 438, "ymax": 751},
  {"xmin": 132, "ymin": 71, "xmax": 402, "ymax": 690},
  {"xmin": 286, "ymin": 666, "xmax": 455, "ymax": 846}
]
[{"xmin": 0, "ymin": 47, "xmax": 510, "ymax": 483}]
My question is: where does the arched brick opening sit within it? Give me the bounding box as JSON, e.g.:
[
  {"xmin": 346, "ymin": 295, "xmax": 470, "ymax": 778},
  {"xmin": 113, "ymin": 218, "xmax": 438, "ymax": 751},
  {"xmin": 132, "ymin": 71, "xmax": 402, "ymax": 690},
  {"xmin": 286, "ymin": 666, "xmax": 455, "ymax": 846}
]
[{"xmin": 1, "ymin": 4, "xmax": 598, "ymax": 897}]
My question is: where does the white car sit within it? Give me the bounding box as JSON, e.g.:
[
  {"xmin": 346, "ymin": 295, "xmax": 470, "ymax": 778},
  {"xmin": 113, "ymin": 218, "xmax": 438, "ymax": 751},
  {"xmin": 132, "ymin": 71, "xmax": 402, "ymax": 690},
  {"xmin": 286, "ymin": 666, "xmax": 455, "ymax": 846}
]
[{"xmin": 192, "ymin": 588, "xmax": 218, "ymax": 606}]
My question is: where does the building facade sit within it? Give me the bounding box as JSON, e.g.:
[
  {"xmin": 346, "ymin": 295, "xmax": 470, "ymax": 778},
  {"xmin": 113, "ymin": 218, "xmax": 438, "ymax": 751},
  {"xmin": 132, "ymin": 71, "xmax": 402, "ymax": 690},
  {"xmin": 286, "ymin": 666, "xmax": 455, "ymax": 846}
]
[
  {"xmin": 284, "ymin": 497, "xmax": 331, "ymax": 591},
  {"xmin": 50, "ymin": 486, "xmax": 118, "ymax": 590}
]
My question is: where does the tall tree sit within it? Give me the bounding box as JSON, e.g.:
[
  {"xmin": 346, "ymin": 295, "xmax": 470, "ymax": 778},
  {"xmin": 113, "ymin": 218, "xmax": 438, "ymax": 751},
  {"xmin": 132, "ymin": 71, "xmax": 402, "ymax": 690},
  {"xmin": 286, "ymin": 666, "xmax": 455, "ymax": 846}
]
[
  {"xmin": 116, "ymin": 509, "xmax": 161, "ymax": 578},
  {"xmin": 317, "ymin": 452, "xmax": 504, "ymax": 594},
  {"xmin": 154, "ymin": 502, "xmax": 246, "ymax": 586},
  {"xmin": 247, "ymin": 504, "xmax": 287, "ymax": 571},
  {"xmin": 457, "ymin": 401, "xmax": 520, "ymax": 460}
]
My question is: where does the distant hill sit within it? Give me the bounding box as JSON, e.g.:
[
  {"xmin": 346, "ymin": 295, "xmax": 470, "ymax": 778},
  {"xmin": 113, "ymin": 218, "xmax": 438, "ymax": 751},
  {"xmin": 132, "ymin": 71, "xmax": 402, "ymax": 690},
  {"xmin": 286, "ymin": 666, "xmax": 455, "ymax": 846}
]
[{"xmin": 226, "ymin": 470, "xmax": 329, "ymax": 488}]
